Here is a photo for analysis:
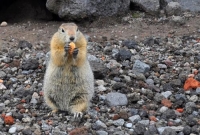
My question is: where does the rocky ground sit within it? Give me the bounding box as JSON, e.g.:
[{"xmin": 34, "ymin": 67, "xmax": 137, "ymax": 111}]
[{"xmin": 0, "ymin": 12, "xmax": 200, "ymax": 135}]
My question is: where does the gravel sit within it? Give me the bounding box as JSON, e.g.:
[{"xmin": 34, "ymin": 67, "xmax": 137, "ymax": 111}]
[{"xmin": 0, "ymin": 12, "xmax": 200, "ymax": 135}]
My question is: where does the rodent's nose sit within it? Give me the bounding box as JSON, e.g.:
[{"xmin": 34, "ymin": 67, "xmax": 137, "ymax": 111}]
[{"xmin": 69, "ymin": 36, "xmax": 75, "ymax": 41}]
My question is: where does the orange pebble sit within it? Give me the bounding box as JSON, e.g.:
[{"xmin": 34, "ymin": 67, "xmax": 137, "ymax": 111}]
[
  {"xmin": 184, "ymin": 77, "xmax": 200, "ymax": 90},
  {"xmin": 149, "ymin": 116, "xmax": 157, "ymax": 122},
  {"xmin": 0, "ymin": 79, "xmax": 3, "ymax": 83},
  {"xmin": 69, "ymin": 42, "xmax": 76, "ymax": 54},
  {"xmin": 176, "ymin": 108, "xmax": 184, "ymax": 113},
  {"xmin": 4, "ymin": 116, "xmax": 14, "ymax": 125}
]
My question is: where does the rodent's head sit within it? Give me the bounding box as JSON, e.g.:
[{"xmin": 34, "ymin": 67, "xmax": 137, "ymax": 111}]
[{"xmin": 58, "ymin": 23, "xmax": 81, "ymax": 44}]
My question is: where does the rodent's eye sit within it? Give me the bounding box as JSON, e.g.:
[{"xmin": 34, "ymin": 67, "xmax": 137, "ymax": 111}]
[
  {"xmin": 76, "ymin": 28, "xmax": 79, "ymax": 32},
  {"xmin": 61, "ymin": 29, "xmax": 65, "ymax": 33}
]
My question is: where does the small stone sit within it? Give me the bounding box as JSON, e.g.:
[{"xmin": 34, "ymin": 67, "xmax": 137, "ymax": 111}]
[
  {"xmin": 0, "ymin": 21, "xmax": 7, "ymax": 27},
  {"xmin": 105, "ymin": 92, "xmax": 128, "ymax": 107},
  {"xmin": 0, "ymin": 83, "xmax": 6, "ymax": 90},
  {"xmin": 159, "ymin": 106, "xmax": 168, "ymax": 113},
  {"xmin": 22, "ymin": 128, "xmax": 32, "ymax": 135},
  {"xmin": 18, "ymin": 40, "xmax": 32, "ymax": 49},
  {"xmin": 185, "ymin": 102, "xmax": 197, "ymax": 114},
  {"xmin": 130, "ymin": 108, "xmax": 138, "ymax": 115},
  {"xmin": 22, "ymin": 117, "xmax": 31, "ymax": 123},
  {"xmin": 138, "ymin": 120, "xmax": 150, "ymax": 126},
  {"xmin": 161, "ymin": 99, "xmax": 172, "ymax": 107},
  {"xmin": 161, "ymin": 91, "xmax": 172, "ymax": 98},
  {"xmin": 195, "ymin": 87, "xmax": 200, "ymax": 94},
  {"xmin": 0, "ymin": 103, "xmax": 5, "ymax": 112},
  {"xmin": 171, "ymin": 16, "xmax": 185, "ymax": 25},
  {"xmin": 68, "ymin": 126, "xmax": 88, "ymax": 135},
  {"xmin": 4, "ymin": 100, "xmax": 10, "ymax": 105},
  {"xmin": 154, "ymin": 93, "xmax": 165, "ymax": 103},
  {"xmin": 0, "ymin": 71, "xmax": 6, "ymax": 78},
  {"xmin": 121, "ymin": 40, "xmax": 138, "ymax": 49},
  {"xmin": 132, "ymin": 60, "xmax": 150, "ymax": 73},
  {"xmin": 113, "ymin": 119, "xmax": 125, "ymax": 126},
  {"xmin": 185, "ymin": 115, "xmax": 198, "ymax": 126},
  {"xmin": 127, "ymin": 92, "xmax": 140, "ymax": 102},
  {"xmin": 170, "ymin": 126, "xmax": 184, "ymax": 132},
  {"xmin": 145, "ymin": 125, "xmax": 158, "ymax": 134},
  {"xmin": 119, "ymin": 110, "xmax": 128, "ymax": 120},
  {"xmin": 157, "ymin": 127, "xmax": 168, "ymax": 134},
  {"xmin": 149, "ymin": 116, "xmax": 157, "ymax": 122},
  {"xmin": 9, "ymin": 127, "xmax": 17, "ymax": 134},
  {"xmin": 87, "ymin": 54, "xmax": 100, "ymax": 62},
  {"xmin": 21, "ymin": 59, "xmax": 39, "ymax": 70},
  {"xmin": 32, "ymin": 92, "xmax": 39, "ymax": 99},
  {"xmin": 96, "ymin": 80, "xmax": 105, "ymax": 86},
  {"xmin": 30, "ymin": 98, "xmax": 37, "ymax": 104},
  {"xmin": 161, "ymin": 109, "xmax": 177, "ymax": 120},
  {"xmin": 122, "ymin": 75, "xmax": 131, "ymax": 82},
  {"xmin": 134, "ymin": 123, "xmax": 146, "ymax": 135},
  {"xmin": 106, "ymin": 60, "xmax": 121, "ymax": 69},
  {"xmin": 116, "ymin": 49, "xmax": 132, "ymax": 61},
  {"xmin": 125, "ymin": 123, "xmax": 133, "ymax": 128},
  {"xmin": 189, "ymin": 95, "xmax": 198, "ymax": 102},
  {"xmin": 157, "ymin": 64, "xmax": 167, "ymax": 69},
  {"xmin": 129, "ymin": 115, "xmax": 141, "ymax": 123},
  {"xmin": 163, "ymin": 83, "xmax": 173, "ymax": 91},
  {"xmin": 112, "ymin": 82, "xmax": 126, "ymax": 90},
  {"xmin": 171, "ymin": 79, "xmax": 182, "ymax": 87},
  {"xmin": 98, "ymin": 85, "xmax": 106, "ymax": 92},
  {"xmin": 146, "ymin": 79, "xmax": 154, "ymax": 85},
  {"xmin": 95, "ymin": 120, "xmax": 107, "ymax": 129},
  {"xmin": 96, "ymin": 130, "xmax": 108, "ymax": 135},
  {"xmin": 161, "ymin": 128, "xmax": 177, "ymax": 135}
]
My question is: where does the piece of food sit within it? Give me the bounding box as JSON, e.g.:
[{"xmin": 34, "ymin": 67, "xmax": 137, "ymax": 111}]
[{"xmin": 69, "ymin": 42, "xmax": 76, "ymax": 54}]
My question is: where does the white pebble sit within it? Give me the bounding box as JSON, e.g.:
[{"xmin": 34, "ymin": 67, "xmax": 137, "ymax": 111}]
[
  {"xmin": 9, "ymin": 127, "xmax": 17, "ymax": 134},
  {"xmin": 98, "ymin": 85, "xmax": 106, "ymax": 92},
  {"xmin": 0, "ymin": 21, "xmax": 7, "ymax": 27},
  {"xmin": 159, "ymin": 106, "xmax": 168, "ymax": 113},
  {"xmin": 125, "ymin": 123, "xmax": 133, "ymax": 128}
]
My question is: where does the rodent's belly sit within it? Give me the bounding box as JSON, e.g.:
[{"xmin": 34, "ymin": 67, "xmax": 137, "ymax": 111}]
[{"xmin": 48, "ymin": 67, "xmax": 85, "ymax": 110}]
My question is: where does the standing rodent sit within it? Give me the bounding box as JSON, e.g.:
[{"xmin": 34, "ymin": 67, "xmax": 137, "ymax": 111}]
[{"xmin": 43, "ymin": 23, "xmax": 94, "ymax": 117}]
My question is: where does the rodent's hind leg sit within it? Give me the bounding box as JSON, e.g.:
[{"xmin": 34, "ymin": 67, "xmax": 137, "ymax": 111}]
[
  {"xmin": 45, "ymin": 96, "xmax": 59, "ymax": 115},
  {"xmin": 70, "ymin": 100, "xmax": 87, "ymax": 118},
  {"xmin": 72, "ymin": 48, "xmax": 79, "ymax": 59}
]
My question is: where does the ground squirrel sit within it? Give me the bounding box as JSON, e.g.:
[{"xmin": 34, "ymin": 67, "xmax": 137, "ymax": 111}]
[{"xmin": 43, "ymin": 23, "xmax": 94, "ymax": 117}]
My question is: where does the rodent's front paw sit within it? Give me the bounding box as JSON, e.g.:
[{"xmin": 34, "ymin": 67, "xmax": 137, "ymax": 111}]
[
  {"xmin": 64, "ymin": 44, "xmax": 70, "ymax": 54},
  {"xmin": 73, "ymin": 48, "xmax": 79, "ymax": 58}
]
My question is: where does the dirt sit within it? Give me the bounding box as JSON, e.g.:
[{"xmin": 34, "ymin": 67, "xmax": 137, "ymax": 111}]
[{"xmin": 1, "ymin": 13, "xmax": 200, "ymax": 50}]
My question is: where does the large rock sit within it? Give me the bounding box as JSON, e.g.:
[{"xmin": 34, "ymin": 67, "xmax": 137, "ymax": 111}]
[
  {"xmin": 130, "ymin": 0, "xmax": 160, "ymax": 15},
  {"xmin": 163, "ymin": 0, "xmax": 200, "ymax": 12},
  {"xmin": 165, "ymin": 2, "xmax": 182, "ymax": 16},
  {"xmin": 46, "ymin": 0, "xmax": 130, "ymax": 20},
  {"xmin": 90, "ymin": 61, "xmax": 109, "ymax": 79}
]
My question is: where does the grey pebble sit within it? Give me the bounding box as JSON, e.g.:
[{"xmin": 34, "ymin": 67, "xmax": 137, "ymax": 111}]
[{"xmin": 105, "ymin": 92, "xmax": 128, "ymax": 107}]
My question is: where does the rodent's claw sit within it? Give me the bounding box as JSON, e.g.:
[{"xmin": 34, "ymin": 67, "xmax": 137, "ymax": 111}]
[
  {"xmin": 64, "ymin": 45, "xmax": 70, "ymax": 53},
  {"xmin": 73, "ymin": 48, "xmax": 79, "ymax": 58},
  {"xmin": 48, "ymin": 109, "xmax": 58, "ymax": 116},
  {"xmin": 73, "ymin": 112, "xmax": 83, "ymax": 118}
]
